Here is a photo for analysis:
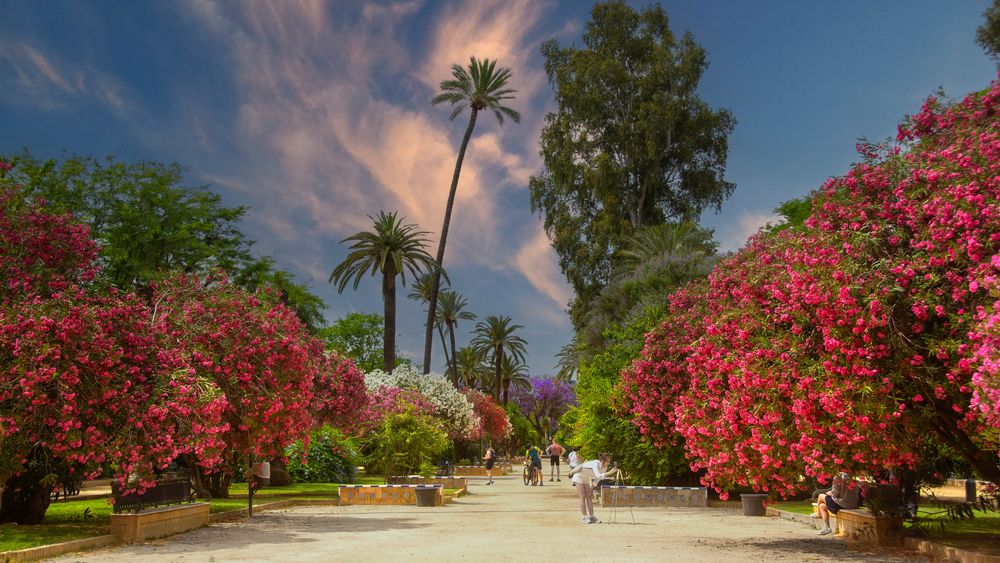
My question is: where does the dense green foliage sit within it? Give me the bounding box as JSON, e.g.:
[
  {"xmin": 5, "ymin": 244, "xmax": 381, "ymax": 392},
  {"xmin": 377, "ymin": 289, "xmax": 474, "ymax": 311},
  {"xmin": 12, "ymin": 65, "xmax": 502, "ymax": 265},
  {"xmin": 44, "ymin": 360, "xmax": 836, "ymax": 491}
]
[
  {"xmin": 977, "ymin": 0, "xmax": 1000, "ymax": 64},
  {"xmin": 285, "ymin": 427, "xmax": 358, "ymax": 484},
  {"xmin": 365, "ymin": 405, "xmax": 450, "ymax": 478},
  {"xmin": 318, "ymin": 313, "xmax": 385, "ymax": 373},
  {"xmin": 529, "ymin": 1, "xmax": 735, "ymax": 328}
]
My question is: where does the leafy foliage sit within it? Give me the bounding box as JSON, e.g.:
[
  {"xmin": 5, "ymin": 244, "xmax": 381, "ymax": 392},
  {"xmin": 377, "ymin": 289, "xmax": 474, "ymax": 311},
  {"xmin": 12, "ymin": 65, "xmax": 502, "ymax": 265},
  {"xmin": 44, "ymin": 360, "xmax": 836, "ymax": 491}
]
[
  {"xmin": 285, "ymin": 426, "xmax": 358, "ymax": 484},
  {"xmin": 529, "ymin": 1, "xmax": 735, "ymax": 327},
  {"xmin": 366, "ymin": 402, "xmax": 449, "ymax": 478},
  {"xmin": 510, "ymin": 378, "xmax": 576, "ymax": 442},
  {"xmin": 318, "ymin": 313, "xmax": 385, "ymax": 373},
  {"xmin": 364, "ymin": 365, "xmax": 480, "ymax": 440}
]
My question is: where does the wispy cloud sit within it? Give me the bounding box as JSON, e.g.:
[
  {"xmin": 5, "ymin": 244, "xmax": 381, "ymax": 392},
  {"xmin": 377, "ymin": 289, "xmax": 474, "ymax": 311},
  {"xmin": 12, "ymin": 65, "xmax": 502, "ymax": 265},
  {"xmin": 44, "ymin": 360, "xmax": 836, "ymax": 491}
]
[
  {"xmin": 0, "ymin": 41, "xmax": 135, "ymax": 111},
  {"xmin": 716, "ymin": 209, "xmax": 781, "ymax": 252},
  {"xmin": 514, "ymin": 223, "xmax": 572, "ymax": 311}
]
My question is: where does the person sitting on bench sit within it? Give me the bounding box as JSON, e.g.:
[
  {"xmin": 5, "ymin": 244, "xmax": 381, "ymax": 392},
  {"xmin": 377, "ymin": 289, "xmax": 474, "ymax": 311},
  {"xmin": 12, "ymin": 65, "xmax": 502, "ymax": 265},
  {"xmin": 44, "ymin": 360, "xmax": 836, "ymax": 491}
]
[{"xmin": 815, "ymin": 472, "xmax": 860, "ymax": 535}]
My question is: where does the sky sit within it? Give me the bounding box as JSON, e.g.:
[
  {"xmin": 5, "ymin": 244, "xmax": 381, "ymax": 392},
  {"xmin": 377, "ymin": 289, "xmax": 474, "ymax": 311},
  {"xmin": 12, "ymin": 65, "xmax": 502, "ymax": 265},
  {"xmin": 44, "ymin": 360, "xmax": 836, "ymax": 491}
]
[{"xmin": 1, "ymin": 0, "xmax": 996, "ymax": 375}]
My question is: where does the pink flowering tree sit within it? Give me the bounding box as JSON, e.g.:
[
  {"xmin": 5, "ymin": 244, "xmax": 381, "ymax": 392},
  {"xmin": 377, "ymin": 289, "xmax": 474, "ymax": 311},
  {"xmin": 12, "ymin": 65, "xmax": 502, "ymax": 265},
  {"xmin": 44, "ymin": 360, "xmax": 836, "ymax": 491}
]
[
  {"xmin": 624, "ymin": 79, "xmax": 1000, "ymax": 496},
  {"xmin": 462, "ymin": 389, "xmax": 511, "ymax": 443},
  {"xmin": 153, "ymin": 273, "xmax": 322, "ymax": 497},
  {"xmin": 0, "ymin": 179, "xmax": 223, "ymax": 524},
  {"xmin": 311, "ymin": 350, "xmax": 369, "ymax": 431}
]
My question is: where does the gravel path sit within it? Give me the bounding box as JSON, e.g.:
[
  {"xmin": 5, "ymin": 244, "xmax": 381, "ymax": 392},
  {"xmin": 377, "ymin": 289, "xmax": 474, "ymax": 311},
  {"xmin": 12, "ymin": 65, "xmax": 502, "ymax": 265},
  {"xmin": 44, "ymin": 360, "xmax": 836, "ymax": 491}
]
[{"xmin": 53, "ymin": 468, "xmax": 926, "ymax": 562}]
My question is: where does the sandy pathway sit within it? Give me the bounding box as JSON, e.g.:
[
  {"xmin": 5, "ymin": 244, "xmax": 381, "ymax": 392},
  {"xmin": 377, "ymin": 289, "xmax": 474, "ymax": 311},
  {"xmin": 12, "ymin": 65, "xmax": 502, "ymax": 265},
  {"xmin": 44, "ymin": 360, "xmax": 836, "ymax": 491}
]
[{"xmin": 54, "ymin": 467, "xmax": 925, "ymax": 562}]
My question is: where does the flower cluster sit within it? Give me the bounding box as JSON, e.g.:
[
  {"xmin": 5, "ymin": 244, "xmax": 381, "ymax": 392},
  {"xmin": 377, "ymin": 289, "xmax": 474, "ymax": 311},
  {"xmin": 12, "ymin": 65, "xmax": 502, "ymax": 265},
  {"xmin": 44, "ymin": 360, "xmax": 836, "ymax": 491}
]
[
  {"xmin": 623, "ymin": 77, "xmax": 1000, "ymax": 495},
  {"xmin": 462, "ymin": 389, "xmax": 511, "ymax": 441},
  {"xmin": 365, "ymin": 364, "xmax": 480, "ymax": 440}
]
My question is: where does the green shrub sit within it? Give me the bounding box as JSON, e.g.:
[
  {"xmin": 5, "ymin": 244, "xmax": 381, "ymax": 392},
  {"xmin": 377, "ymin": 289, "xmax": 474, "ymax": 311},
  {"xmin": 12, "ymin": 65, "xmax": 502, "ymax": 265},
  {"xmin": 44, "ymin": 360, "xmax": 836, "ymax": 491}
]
[{"xmin": 285, "ymin": 426, "xmax": 358, "ymax": 483}]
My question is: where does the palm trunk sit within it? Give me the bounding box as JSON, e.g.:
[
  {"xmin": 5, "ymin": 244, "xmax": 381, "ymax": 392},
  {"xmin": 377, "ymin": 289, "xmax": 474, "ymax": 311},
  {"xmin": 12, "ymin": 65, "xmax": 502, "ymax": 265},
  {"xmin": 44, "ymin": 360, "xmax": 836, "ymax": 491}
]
[
  {"xmin": 436, "ymin": 323, "xmax": 451, "ymax": 378},
  {"xmin": 383, "ymin": 265, "xmax": 397, "ymax": 372},
  {"xmin": 422, "ymin": 109, "xmax": 479, "ymax": 374},
  {"xmin": 494, "ymin": 346, "xmax": 503, "ymax": 402},
  {"xmin": 447, "ymin": 322, "xmax": 459, "ymax": 385}
]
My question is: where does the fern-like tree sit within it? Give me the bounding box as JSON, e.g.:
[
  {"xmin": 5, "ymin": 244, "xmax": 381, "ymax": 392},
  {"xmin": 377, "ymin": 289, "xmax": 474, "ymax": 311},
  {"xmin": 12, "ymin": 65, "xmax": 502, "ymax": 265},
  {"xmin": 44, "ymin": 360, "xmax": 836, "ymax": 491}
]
[
  {"xmin": 330, "ymin": 211, "xmax": 441, "ymax": 371},
  {"xmin": 422, "ymin": 57, "xmax": 520, "ymax": 374},
  {"xmin": 471, "ymin": 315, "xmax": 527, "ymax": 403}
]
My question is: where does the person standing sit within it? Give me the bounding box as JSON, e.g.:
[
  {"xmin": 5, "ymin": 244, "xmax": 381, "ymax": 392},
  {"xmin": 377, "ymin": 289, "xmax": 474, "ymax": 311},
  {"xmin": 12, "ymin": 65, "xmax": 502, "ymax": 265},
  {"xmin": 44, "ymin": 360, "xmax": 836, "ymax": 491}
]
[
  {"xmin": 545, "ymin": 438, "xmax": 565, "ymax": 481},
  {"xmin": 569, "ymin": 453, "xmax": 613, "ymax": 524},
  {"xmin": 525, "ymin": 444, "xmax": 543, "ymax": 486},
  {"xmin": 483, "ymin": 444, "xmax": 496, "ymax": 485}
]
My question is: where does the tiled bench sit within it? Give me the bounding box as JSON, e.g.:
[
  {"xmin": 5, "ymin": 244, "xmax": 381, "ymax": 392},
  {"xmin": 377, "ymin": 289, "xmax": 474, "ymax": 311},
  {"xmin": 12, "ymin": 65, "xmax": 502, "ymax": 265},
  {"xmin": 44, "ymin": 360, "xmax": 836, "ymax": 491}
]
[
  {"xmin": 835, "ymin": 508, "xmax": 903, "ymax": 546},
  {"xmin": 387, "ymin": 475, "xmax": 468, "ymax": 492},
  {"xmin": 600, "ymin": 486, "xmax": 708, "ymax": 508},
  {"xmin": 338, "ymin": 484, "xmax": 443, "ymax": 506},
  {"xmin": 452, "ymin": 465, "xmax": 509, "ymax": 477}
]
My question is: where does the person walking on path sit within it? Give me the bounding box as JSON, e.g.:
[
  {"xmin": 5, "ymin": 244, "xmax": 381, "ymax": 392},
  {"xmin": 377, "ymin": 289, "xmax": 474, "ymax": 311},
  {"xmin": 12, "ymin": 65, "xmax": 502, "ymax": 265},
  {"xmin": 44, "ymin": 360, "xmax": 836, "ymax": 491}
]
[
  {"xmin": 569, "ymin": 453, "xmax": 614, "ymax": 524},
  {"xmin": 483, "ymin": 444, "xmax": 496, "ymax": 485},
  {"xmin": 545, "ymin": 438, "xmax": 565, "ymax": 482}
]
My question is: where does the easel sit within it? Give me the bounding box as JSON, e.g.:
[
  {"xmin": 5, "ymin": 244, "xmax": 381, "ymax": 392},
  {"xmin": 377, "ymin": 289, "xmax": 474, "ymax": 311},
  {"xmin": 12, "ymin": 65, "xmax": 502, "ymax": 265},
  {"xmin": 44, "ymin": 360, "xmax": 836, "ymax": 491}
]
[{"xmin": 604, "ymin": 467, "xmax": 635, "ymax": 525}]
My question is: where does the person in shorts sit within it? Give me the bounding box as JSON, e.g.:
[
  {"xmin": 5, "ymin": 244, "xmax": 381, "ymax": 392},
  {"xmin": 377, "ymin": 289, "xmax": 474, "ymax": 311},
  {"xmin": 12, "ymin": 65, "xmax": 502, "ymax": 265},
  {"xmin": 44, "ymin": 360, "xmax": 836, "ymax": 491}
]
[
  {"xmin": 816, "ymin": 472, "xmax": 860, "ymax": 535},
  {"xmin": 483, "ymin": 444, "xmax": 496, "ymax": 485},
  {"xmin": 545, "ymin": 438, "xmax": 565, "ymax": 481},
  {"xmin": 525, "ymin": 445, "xmax": 543, "ymax": 486}
]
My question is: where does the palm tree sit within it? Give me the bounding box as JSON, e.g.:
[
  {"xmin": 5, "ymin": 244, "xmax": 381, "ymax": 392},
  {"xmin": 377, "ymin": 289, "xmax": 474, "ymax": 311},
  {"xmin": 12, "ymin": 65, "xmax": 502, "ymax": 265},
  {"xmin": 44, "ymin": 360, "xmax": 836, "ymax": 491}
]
[
  {"xmin": 454, "ymin": 346, "xmax": 488, "ymax": 390},
  {"xmin": 498, "ymin": 355, "xmax": 530, "ymax": 404},
  {"xmin": 329, "ymin": 211, "xmax": 441, "ymax": 372},
  {"xmin": 422, "ymin": 57, "xmax": 521, "ymax": 374},
  {"xmin": 438, "ymin": 290, "xmax": 476, "ymax": 384},
  {"xmin": 470, "ymin": 315, "xmax": 527, "ymax": 403},
  {"xmin": 408, "ymin": 274, "xmax": 452, "ymax": 375},
  {"xmin": 554, "ymin": 338, "xmax": 581, "ymax": 383}
]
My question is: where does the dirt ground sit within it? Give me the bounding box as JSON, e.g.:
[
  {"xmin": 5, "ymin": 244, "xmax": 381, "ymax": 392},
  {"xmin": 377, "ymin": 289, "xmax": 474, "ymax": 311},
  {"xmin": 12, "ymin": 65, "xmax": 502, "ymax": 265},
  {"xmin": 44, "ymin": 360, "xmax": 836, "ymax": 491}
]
[{"xmin": 54, "ymin": 467, "xmax": 927, "ymax": 562}]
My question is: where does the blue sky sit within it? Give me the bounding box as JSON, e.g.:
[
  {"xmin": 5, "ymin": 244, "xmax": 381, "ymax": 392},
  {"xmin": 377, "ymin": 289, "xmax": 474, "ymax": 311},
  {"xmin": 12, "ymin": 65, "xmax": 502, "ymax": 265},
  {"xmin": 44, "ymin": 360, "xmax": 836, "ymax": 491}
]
[{"xmin": 1, "ymin": 1, "xmax": 995, "ymax": 375}]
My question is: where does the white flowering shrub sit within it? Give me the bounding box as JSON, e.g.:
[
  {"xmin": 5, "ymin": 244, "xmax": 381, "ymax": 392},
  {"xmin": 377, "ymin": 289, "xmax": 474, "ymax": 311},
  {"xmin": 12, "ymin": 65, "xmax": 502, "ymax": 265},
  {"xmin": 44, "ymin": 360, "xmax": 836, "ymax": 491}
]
[{"xmin": 365, "ymin": 365, "xmax": 481, "ymax": 440}]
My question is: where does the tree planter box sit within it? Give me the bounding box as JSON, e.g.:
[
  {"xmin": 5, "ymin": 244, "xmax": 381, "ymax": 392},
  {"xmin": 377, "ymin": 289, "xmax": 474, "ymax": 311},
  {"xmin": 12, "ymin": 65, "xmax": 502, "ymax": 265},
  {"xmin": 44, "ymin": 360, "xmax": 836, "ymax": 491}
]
[
  {"xmin": 109, "ymin": 502, "xmax": 209, "ymax": 544},
  {"xmin": 338, "ymin": 484, "xmax": 443, "ymax": 506},
  {"xmin": 600, "ymin": 486, "xmax": 707, "ymax": 508}
]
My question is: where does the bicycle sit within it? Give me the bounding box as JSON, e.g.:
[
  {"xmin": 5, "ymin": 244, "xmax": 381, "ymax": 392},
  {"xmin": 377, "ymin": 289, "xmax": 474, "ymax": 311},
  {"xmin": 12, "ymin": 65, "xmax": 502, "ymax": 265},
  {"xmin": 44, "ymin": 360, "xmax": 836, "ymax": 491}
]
[{"xmin": 522, "ymin": 459, "xmax": 541, "ymax": 486}]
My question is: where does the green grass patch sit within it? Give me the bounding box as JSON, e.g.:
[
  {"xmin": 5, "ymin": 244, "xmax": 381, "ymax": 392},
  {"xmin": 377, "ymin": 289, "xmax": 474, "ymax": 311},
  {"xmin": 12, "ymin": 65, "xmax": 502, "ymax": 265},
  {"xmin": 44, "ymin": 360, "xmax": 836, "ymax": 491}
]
[
  {"xmin": 771, "ymin": 500, "xmax": 814, "ymax": 515},
  {"xmin": 227, "ymin": 482, "xmax": 342, "ymax": 497}
]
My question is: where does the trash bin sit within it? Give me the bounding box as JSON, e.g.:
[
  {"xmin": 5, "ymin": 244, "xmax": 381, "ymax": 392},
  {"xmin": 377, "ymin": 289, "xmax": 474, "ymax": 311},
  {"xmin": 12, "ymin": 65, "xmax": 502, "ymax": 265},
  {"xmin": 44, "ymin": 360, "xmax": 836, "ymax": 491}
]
[
  {"xmin": 741, "ymin": 493, "xmax": 768, "ymax": 516},
  {"xmin": 414, "ymin": 485, "xmax": 439, "ymax": 507}
]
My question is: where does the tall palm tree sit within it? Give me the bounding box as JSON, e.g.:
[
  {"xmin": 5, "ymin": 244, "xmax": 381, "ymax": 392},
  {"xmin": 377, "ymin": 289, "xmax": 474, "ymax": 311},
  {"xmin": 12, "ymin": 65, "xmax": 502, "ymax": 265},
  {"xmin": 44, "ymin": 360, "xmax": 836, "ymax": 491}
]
[
  {"xmin": 422, "ymin": 57, "xmax": 521, "ymax": 374},
  {"xmin": 438, "ymin": 290, "xmax": 476, "ymax": 384},
  {"xmin": 554, "ymin": 337, "xmax": 581, "ymax": 383},
  {"xmin": 498, "ymin": 355, "xmax": 530, "ymax": 404},
  {"xmin": 454, "ymin": 346, "xmax": 488, "ymax": 390},
  {"xmin": 329, "ymin": 211, "xmax": 441, "ymax": 372},
  {"xmin": 470, "ymin": 315, "xmax": 527, "ymax": 403}
]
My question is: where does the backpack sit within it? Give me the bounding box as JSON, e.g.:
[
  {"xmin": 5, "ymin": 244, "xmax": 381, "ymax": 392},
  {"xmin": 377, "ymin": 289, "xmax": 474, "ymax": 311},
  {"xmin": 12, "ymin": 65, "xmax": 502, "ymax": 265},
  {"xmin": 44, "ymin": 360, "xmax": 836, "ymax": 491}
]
[{"xmin": 485, "ymin": 448, "xmax": 494, "ymax": 460}]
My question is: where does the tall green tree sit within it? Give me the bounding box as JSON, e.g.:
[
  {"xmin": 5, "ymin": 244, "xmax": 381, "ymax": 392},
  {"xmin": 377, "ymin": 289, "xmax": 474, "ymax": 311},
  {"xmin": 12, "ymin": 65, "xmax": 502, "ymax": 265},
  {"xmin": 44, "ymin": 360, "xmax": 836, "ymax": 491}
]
[
  {"xmin": 317, "ymin": 312, "xmax": 385, "ymax": 373},
  {"xmin": 234, "ymin": 256, "xmax": 326, "ymax": 333},
  {"xmin": 470, "ymin": 315, "xmax": 527, "ymax": 403},
  {"xmin": 422, "ymin": 57, "xmax": 521, "ymax": 375},
  {"xmin": 438, "ymin": 290, "xmax": 476, "ymax": 384},
  {"xmin": 497, "ymin": 355, "xmax": 530, "ymax": 405},
  {"xmin": 329, "ymin": 211, "xmax": 441, "ymax": 371},
  {"xmin": 408, "ymin": 274, "xmax": 453, "ymax": 374},
  {"xmin": 977, "ymin": 0, "xmax": 1000, "ymax": 64},
  {"xmin": 454, "ymin": 346, "xmax": 488, "ymax": 390},
  {"xmin": 528, "ymin": 1, "xmax": 736, "ymax": 328}
]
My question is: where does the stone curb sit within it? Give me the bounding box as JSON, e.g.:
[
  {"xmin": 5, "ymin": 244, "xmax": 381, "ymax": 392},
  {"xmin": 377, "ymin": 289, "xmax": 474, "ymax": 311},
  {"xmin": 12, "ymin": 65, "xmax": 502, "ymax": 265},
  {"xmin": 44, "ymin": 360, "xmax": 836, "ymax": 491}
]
[
  {"xmin": 768, "ymin": 507, "xmax": 999, "ymax": 563},
  {"xmin": 0, "ymin": 534, "xmax": 117, "ymax": 562}
]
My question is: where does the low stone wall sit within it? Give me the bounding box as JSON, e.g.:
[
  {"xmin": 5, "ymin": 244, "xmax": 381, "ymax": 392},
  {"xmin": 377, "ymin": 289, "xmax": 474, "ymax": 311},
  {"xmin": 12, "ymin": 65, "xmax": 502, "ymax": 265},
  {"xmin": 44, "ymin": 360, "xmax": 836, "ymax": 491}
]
[
  {"xmin": 600, "ymin": 486, "xmax": 707, "ymax": 508},
  {"xmin": 387, "ymin": 476, "xmax": 468, "ymax": 491},
  {"xmin": 109, "ymin": 503, "xmax": 210, "ymax": 545},
  {"xmin": 338, "ymin": 484, "xmax": 444, "ymax": 506},
  {"xmin": 835, "ymin": 508, "xmax": 903, "ymax": 546},
  {"xmin": 452, "ymin": 466, "xmax": 508, "ymax": 477}
]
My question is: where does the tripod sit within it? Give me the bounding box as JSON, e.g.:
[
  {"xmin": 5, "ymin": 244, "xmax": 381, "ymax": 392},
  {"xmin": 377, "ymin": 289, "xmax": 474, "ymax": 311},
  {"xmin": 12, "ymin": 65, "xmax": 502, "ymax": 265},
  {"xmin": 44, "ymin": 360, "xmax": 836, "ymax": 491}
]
[{"xmin": 605, "ymin": 467, "xmax": 635, "ymax": 525}]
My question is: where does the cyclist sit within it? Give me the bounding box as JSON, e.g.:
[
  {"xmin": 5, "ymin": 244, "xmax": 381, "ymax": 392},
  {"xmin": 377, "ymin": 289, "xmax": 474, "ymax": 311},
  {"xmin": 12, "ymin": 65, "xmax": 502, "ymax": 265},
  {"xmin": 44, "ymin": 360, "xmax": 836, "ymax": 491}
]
[{"xmin": 525, "ymin": 444, "xmax": 543, "ymax": 486}]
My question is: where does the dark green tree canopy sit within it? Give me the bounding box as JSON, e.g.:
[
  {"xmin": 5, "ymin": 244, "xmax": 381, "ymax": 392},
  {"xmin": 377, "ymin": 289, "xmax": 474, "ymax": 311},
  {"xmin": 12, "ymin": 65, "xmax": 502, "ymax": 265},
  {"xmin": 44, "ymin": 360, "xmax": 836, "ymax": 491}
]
[
  {"xmin": 977, "ymin": 0, "xmax": 1000, "ymax": 64},
  {"xmin": 318, "ymin": 312, "xmax": 385, "ymax": 373},
  {"xmin": 528, "ymin": 1, "xmax": 736, "ymax": 328}
]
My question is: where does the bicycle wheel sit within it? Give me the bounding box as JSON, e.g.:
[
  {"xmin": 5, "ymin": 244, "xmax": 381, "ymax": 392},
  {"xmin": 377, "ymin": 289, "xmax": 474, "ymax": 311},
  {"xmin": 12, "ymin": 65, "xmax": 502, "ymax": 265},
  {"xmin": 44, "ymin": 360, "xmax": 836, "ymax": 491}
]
[
  {"xmin": 531, "ymin": 466, "xmax": 540, "ymax": 486},
  {"xmin": 523, "ymin": 465, "xmax": 531, "ymax": 485}
]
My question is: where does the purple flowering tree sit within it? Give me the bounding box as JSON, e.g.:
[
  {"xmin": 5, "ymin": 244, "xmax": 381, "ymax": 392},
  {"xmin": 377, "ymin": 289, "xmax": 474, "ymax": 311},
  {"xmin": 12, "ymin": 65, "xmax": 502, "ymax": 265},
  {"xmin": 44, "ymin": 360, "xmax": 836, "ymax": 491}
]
[{"xmin": 511, "ymin": 377, "xmax": 576, "ymax": 442}]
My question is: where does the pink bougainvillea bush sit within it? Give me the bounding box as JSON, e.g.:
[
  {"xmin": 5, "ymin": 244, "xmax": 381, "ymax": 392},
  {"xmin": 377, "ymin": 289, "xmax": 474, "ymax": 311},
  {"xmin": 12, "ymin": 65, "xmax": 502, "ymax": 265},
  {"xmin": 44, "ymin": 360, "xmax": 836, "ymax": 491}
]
[{"xmin": 623, "ymin": 78, "xmax": 1000, "ymax": 496}]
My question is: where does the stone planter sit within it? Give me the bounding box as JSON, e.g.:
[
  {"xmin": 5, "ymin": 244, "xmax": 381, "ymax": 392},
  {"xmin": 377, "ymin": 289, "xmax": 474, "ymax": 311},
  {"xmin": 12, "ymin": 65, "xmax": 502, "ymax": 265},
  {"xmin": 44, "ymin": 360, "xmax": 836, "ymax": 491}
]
[
  {"xmin": 740, "ymin": 493, "xmax": 768, "ymax": 516},
  {"xmin": 414, "ymin": 486, "xmax": 439, "ymax": 507}
]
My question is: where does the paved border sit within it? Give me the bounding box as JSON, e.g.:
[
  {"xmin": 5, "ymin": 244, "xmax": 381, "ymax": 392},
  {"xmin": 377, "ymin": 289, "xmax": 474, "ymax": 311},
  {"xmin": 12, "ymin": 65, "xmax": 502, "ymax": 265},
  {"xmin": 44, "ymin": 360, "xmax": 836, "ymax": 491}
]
[{"xmin": 0, "ymin": 534, "xmax": 117, "ymax": 562}]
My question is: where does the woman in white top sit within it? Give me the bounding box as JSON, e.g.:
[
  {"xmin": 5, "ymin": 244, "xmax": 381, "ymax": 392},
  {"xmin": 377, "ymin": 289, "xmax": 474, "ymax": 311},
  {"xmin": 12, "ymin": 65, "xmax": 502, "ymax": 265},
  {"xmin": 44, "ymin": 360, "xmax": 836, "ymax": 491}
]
[{"xmin": 570, "ymin": 453, "xmax": 612, "ymax": 524}]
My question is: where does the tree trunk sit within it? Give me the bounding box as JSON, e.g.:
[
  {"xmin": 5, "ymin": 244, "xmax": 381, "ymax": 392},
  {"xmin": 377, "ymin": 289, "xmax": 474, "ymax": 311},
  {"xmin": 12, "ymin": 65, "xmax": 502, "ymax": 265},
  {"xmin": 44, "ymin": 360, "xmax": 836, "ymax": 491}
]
[
  {"xmin": 437, "ymin": 323, "xmax": 451, "ymax": 378},
  {"xmin": 423, "ymin": 109, "xmax": 479, "ymax": 374},
  {"xmin": 204, "ymin": 469, "xmax": 233, "ymax": 499},
  {"xmin": 448, "ymin": 322, "xmax": 459, "ymax": 385},
  {"xmin": 383, "ymin": 264, "xmax": 397, "ymax": 372},
  {"xmin": 0, "ymin": 473, "xmax": 53, "ymax": 525},
  {"xmin": 494, "ymin": 346, "xmax": 503, "ymax": 402}
]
